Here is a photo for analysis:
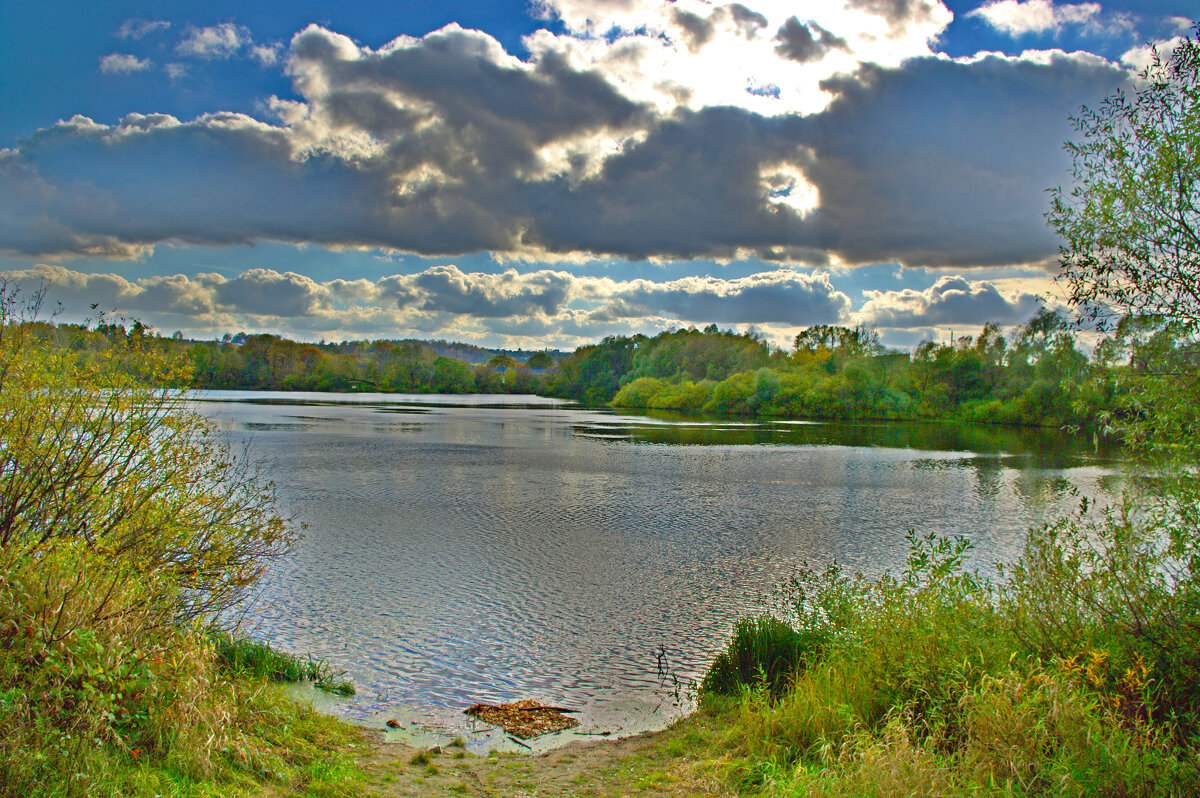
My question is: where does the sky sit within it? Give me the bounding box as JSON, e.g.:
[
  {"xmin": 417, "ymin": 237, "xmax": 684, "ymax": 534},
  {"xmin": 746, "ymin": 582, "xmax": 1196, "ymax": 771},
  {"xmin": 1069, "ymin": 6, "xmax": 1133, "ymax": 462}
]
[{"xmin": 0, "ymin": 1, "xmax": 1194, "ymax": 350}]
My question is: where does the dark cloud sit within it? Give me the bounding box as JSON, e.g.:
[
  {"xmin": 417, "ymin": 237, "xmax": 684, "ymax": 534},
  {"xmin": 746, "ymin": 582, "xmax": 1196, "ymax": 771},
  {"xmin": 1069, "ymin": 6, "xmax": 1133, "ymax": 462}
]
[
  {"xmin": 799, "ymin": 53, "xmax": 1127, "ymax": 267},
  {"xmin": 671, "ymin": 9, "xmax": 714, "ymax": 52},
  {"xmin": 723, "ymin": 4, "xmax": 770, "ymax": 38},
  {"xmin": 0, "ymin": 25, "xmax": 1127, "ymax": 269},
  {"xmin": 599, "ymin": 271, "xmax": 851, "ymax": 325},
  {"xmin": 848, "ymin": 0, "xmax": 940, "ymax": 30},
  {"xmin": 0, "ymin": 112, "xmax": 384, "ymax": 255},
  {"xmin": 519, "ymin": 105, "xmax": 823, "ymax": 262},
  {"xmin": 289, "ymin": 24, "xmax": 643, "ymax": 174},
  {"xmin": 774, "ymin": 18, "xmax": 847, "ymax": 64}
]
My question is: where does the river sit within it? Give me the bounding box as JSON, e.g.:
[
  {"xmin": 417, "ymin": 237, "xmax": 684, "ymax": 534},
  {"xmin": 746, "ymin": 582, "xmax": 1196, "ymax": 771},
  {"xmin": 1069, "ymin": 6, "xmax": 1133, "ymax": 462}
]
[{"xmin": 192, "ymin": 391, "xmax": 1122, "ymax": 749}]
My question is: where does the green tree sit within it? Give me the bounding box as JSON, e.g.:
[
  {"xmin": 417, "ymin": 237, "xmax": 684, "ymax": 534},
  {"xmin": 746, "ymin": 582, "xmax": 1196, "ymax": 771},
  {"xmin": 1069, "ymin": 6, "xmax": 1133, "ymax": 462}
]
[
  {"xmin": 1049, "ymin": 29, "xmax": 1200, "ymax": 457},
  {"xmin": 0, "ymin": 281, "xmax": 295, "ymax": 631},
  {"xmin": 486, "ymin": 353, "xmax": 519, "ymax": 368},
  {"xmin": 1049, "ymin": 29, "xmax": 1200, "ymax": 332},
  {"xmin": 1019, "ymin": 28, "xmax": 1200, "ymax": 720},
  {"xmin": 431, "ymin": 355, "xmax": 474, "ymax": 393}
]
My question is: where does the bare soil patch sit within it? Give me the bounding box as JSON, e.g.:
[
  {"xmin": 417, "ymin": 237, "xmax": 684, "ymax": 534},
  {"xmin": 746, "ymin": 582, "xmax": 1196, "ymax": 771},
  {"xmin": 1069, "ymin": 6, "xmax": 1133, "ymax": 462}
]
[{"xmin": 358, "ymin": 714, "xmax": 734, "ymax": 797}]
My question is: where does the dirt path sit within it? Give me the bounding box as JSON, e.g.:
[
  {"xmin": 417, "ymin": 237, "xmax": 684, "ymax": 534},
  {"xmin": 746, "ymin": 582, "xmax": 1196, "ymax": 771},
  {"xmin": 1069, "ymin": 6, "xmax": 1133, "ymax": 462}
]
[{"xmin": 357, "ymin": 716, "xmax": 734, "ymax": 797}]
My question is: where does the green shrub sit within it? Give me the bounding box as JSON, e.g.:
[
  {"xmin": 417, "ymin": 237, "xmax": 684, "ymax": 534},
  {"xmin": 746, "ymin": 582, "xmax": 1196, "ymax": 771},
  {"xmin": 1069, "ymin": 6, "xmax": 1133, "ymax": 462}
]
[
  {"xmin": 0, "ymin": 282, "xmax": 362, "ymax": 796},
  {"xmin": 611, "ymin": 376, "xmax": 670, "ymax": 407}
]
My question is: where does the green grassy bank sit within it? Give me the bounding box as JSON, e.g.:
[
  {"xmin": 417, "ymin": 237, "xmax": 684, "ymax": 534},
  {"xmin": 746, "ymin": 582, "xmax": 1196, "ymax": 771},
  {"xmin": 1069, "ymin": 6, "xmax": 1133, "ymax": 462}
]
[{"xmin": 688, "ymin": 518, "xmax": 1200, "ymax": 796}]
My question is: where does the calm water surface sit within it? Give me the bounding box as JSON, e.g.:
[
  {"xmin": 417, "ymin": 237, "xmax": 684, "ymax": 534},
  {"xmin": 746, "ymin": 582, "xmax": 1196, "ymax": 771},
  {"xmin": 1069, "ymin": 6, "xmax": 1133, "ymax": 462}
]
[{"xmin": 192, "ymin": 391, "xmax": 1122, "ymax": 744}]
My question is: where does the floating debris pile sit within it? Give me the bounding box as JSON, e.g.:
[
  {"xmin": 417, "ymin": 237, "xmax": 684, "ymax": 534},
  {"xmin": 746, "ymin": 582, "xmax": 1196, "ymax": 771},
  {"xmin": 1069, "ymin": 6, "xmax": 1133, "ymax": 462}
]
[{"xmin": 463, "ymin": 699, "xmax": 580, "ymax": 739}]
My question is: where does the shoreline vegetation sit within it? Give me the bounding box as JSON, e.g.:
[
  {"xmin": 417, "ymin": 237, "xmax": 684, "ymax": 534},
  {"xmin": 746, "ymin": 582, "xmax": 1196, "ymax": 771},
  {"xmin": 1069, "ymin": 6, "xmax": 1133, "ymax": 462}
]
[
  {"xmin": 7, "ymin": 298, "xmax": 1200, "ymax": 798},
  {"xmin": 28, "ymin": 306, "xmax": 1149, "ymax": 433},
  {"xmin": 4, "ymin": 28, "xmax": 1200, "ymax": 798}
]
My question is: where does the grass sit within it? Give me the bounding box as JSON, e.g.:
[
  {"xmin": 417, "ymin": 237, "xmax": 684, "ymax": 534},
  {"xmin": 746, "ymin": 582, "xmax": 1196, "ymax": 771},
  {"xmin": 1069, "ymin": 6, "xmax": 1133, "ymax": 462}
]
[
  {"xmin": 209, "ymin": 629, "xmax": 356, "ymax": 696},
  {"xmin": 689, "ymin": 525, "xmax": 1200, "ymax": 797},
  {"xmin": 0, "ymin": 630, "xmax": 371, "ymax": 798},
  {"xmin": 699, "ymin": 615, "xmax": 822, "ymax": 698}
]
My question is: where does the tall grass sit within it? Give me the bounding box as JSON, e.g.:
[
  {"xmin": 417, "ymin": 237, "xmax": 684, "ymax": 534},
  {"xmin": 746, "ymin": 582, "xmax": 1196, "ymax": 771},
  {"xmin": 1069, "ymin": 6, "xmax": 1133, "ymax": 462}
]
[
  {"xmin": 700, "ymin": 616, "xmax": 822, "ymax": 698},
  {"xmin": 701, "ymin": 525, "xmax": 1200, "ymax": 796},
  {"xmin": 210, "ymin": 630, "xmax": 355, "ymax": 696}
]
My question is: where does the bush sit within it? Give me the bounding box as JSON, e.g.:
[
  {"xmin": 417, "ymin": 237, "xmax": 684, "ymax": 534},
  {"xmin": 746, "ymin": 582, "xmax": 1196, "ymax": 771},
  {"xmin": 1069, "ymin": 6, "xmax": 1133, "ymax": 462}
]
[
  {"xmin": 0, "ymin": 281, "xmax": 360, "ymax": 796},
  {"xmin": 999, "ymin": 498, "xmax": 1200, "ymax": 726},
  {"xmin": 611, "ymin": 376, "xmax": 670, "ymax": 407}
]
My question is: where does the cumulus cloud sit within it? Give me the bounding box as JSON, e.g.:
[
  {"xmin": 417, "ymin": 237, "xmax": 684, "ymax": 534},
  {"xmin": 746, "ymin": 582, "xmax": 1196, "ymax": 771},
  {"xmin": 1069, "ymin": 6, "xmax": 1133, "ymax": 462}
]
[
  {"xmin": 966, "ymin": 1, "xmax": 1132, "ymax": 38},
  {"xmin": 7, "ymin": 262, "xmax": 851, "ymax": 345},
  {"xmin": 0, "ymin": 11, "xmax": 1127, "ymax": 268},
  {"xmin": 99, "ymin": 53, "xmax": 152, "ymax": 75},
  {"xmin": 176, "ymin": 23, "xmax": 253, "ymax": 59},
  {"xmin": 858, "ymin": 275, "xmax": 1044, "ymax": 328},
  {"xmin": 116, "ymin": 19, "xmax": 170, "ymax": 40},
  {"xmin": 404, "ymin": 266, "xmax": 573, "ymax": 317}
]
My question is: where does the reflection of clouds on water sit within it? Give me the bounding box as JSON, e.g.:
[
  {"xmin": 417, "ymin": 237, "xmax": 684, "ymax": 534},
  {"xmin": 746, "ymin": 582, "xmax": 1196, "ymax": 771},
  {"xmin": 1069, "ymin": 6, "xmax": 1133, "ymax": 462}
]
[
  {"xmin": 194, "ymin": 394, "xmax": 1126, "ymax": 734},
  {"xmin": 243, "ymin": 421, "xmax": 314, "ymax": 432}
]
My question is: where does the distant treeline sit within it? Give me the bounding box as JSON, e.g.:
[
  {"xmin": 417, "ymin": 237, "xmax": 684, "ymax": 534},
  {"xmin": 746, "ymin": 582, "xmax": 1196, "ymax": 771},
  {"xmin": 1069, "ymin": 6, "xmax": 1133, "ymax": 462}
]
[
  {"xmin": 545, "ymin": 312, "xmax": 1141, "ymax": 429},
  {"xmin": 26, "ymin": 309, "xmax": 1179, "ymax": 429},
  {"xmin": 22, "ymin": 322, "xmax": 557, "ymax": 394},
  {"xmin": 185, "ymin": 335, "xmax": 555, "ymax": 393}
]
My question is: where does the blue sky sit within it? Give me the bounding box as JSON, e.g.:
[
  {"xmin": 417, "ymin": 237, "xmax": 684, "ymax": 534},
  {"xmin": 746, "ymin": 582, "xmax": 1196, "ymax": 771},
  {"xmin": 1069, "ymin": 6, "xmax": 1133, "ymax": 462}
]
[{"xmin": 0, "ymin": 0, "xmax": 1194, "ymax": 348}]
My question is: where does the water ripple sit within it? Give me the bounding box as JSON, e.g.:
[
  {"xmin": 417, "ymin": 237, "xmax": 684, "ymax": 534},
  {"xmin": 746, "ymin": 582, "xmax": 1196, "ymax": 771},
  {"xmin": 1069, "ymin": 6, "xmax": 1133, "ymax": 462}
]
[{"xmin": 196, "ymin": 394, "xmax": 1123, "ymax": 731}]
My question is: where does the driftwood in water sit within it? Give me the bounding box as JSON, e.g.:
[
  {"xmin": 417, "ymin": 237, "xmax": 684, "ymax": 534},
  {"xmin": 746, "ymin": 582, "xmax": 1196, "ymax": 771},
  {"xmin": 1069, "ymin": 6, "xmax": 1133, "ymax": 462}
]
[{"xmin": 463, "ymin": 698, "xmax": 581, "ymax": 739}]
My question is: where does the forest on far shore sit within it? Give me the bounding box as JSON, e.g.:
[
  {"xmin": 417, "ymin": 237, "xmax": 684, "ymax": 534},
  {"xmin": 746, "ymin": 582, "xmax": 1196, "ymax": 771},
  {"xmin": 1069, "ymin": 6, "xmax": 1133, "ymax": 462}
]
[{"xmin": 22, "ymin": 304, "xmax": 1187, "ymax": 431}]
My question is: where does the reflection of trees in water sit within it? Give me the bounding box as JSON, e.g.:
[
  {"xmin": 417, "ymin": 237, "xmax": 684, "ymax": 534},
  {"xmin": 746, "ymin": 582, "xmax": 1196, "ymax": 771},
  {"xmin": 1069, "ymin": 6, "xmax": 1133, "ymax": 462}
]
[
  {"xmin": 579, "ymin": 416, "xmax": 1121, "ymax": 470},
  {"xmin": 1011, "ymin": 474, "xmax": 1075, "ymax": 508},
  {"xmin": 971, "ymin": 457, "xmax": 1004, "ymax": 500}
]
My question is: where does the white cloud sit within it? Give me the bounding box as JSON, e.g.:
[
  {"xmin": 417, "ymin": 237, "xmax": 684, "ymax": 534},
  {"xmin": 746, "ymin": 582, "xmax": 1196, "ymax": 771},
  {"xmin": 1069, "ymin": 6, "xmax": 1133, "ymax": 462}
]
[
  {"xmin": 1121, "ymin": 35, "xmax": 1186, "ymax": 72},
  {"xmin": 116, "ymin": 19, "xmax": 170, "ymax": 40},
  {"xmin": 250, "ymin": 43, "xmax": 282, "ymax": 66},
  {"xmin": 99, "ymin": 53, "xmax": 152, "ymax": 75},
  {"xmin": 526, "ymin": 0, "xmax": 953, "ymax": 117},
  {"xmin": 966, "ymin": 1, "xmax": 1135, "ymax": 39},
  {"xmin": 6, "ymin": 262, "xmax": 850, "ymax": 347},
  {"xmin": 176, "ymin": 23, "xmax": 253, "ymax": 59},
  {"xmin": 858, "ymin": 275, "xmax": 1044, "ymax": 328}
]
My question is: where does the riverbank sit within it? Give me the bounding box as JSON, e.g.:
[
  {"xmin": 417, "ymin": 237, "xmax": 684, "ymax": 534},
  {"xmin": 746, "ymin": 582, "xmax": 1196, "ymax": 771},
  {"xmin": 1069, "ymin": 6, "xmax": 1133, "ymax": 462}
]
[{"xmin": 353, "ymin": 709, "xmax": 732, "ymax": 797}]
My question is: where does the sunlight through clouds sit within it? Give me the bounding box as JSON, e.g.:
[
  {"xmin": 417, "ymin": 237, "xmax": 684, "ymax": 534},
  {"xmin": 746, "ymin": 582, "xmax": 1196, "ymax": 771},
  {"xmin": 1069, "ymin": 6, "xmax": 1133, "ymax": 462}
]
[{"xmin": 0, "ymin": 0, "xmax": 1190, "ymax": 345}]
